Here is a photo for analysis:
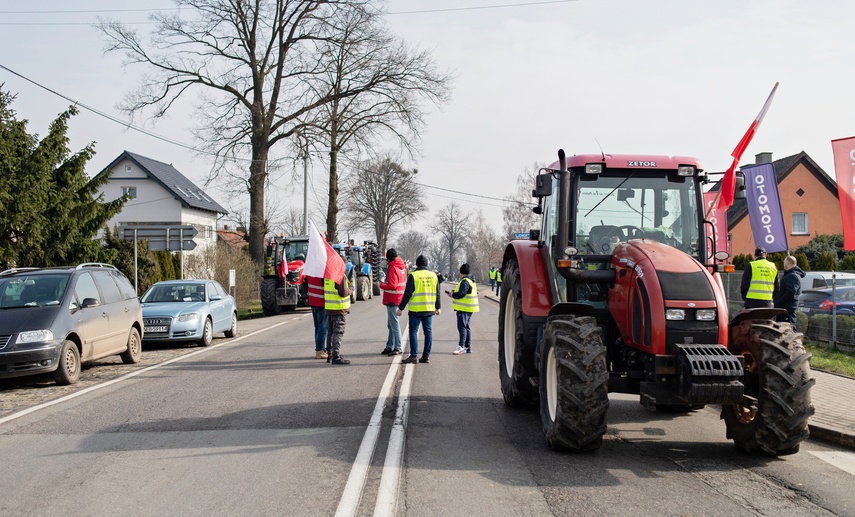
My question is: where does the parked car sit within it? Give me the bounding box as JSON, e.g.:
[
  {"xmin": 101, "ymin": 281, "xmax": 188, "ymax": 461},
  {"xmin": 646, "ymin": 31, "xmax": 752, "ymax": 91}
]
[
  {"xmin": 796, "ymin": 286, "xmax": 855, "ymax": 317},
  {"xmin": 799, "ymin": 271, "xmax": 855, "ymax": 292},
  {"xmin": 0, "ymin": 263, "xmax": 143, "ymax": 385},
  {"xmin": 140, "ymin": 280, "xmax": 237, "ymax": 346}
]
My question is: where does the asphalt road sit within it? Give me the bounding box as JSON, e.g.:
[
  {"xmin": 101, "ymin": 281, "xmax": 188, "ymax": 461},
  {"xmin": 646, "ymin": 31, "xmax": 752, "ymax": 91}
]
[{"xmin": 1, "ymin": 290, "xmax": 855, "ymax": 516}]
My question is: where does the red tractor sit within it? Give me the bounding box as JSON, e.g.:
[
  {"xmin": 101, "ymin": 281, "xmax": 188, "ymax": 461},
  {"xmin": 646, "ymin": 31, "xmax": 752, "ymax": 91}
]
[
  {"xmin": 498, "ymin": 149, "xmax": 814, "ymax": 455},
  {"xmin": 261, "ymin": 235, "xmax": 309, "ymax": 315}
]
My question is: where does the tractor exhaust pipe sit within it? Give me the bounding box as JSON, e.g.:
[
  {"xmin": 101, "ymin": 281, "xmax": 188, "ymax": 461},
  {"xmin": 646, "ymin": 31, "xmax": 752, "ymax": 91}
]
[{"xmin": 556, "ymin": 149, "xmax": 569, "ymax": 258}]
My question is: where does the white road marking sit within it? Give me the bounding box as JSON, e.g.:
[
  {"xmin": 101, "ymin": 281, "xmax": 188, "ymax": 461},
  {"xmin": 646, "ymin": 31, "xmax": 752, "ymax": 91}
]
[
  {"xmin": 0, "ymin": 317, "xmax": 300, "ymax": 426},
  {"xmin": 373, "ymin": 351, "xmax": 414, "ymax": 516},
  {"xmin": 809, "ymin": 451, "xmax": 855, "ymax": 477},
  {"xmin": 335, "ymin": 328, "xmax": 408, "ymax": 517}
]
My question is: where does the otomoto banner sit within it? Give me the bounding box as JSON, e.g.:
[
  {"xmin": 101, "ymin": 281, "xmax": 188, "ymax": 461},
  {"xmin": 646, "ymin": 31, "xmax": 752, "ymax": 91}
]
[
  {"xmin": 703, "ymin": 191, "xmax": 729, "ymax": 259},
  {"xmin": 743, "ymin": 163, "xmax": 788, "ymax": 253},
  {"xmin": 832, "ymin": 136, "xmax": 855, "ymax": 251}
]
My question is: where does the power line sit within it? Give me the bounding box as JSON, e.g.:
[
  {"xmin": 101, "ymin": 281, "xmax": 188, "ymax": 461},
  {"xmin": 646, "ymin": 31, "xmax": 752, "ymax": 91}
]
[{"xmin": 0, "ymin": 1, "xmax": 580, "ymax": 25}]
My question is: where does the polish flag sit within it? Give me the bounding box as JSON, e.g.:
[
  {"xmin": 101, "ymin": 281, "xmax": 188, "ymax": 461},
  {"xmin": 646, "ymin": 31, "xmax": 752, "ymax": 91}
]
[
  {"xmin": 717, "ymin": 82, "xmax": 779, "ymax": 211},
  {"xmin": 304, "ymin": 220, "xmax": 346, "ymax": 282}
]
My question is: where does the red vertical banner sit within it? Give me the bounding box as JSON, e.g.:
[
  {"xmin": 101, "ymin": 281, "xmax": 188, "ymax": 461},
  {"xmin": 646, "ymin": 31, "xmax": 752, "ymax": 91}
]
[
  {"xmin": 832, "ymin": 136, "xmax": 855, "ymax": 251},
  {"xmin": 704, "ymin": 191, "xmax": 729, "ymax": 259}
]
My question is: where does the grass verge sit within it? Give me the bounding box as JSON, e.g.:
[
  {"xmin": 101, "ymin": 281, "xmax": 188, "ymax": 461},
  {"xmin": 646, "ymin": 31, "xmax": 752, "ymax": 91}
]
[
  {"xmin": 238, "ymin": 300, "xmax": 266, "ymax": 321},
  {"xmin": 805, "ymin": 342, "xmax": 855, "ymax": 378}
]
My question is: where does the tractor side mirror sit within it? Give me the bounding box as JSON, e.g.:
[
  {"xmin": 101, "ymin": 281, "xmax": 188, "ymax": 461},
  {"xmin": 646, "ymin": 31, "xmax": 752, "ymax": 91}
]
[{"xmin": 533, "ymin": 173, "xmax": 553, "ymax": 198}]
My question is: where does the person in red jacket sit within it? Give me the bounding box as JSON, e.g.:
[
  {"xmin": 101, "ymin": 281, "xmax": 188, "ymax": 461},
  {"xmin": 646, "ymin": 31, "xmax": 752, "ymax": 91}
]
[
  {"xmin": 306, "ymin": 275, "xmax": 328, "ymax": 359},
  {"xmin": 379, "ymin": 248, "xmax": 407, "ymax": 355}
]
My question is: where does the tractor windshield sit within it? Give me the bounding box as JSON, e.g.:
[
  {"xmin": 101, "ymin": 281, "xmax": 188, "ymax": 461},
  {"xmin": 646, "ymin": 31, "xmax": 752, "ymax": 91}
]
[
  {"xmin": 575, "ymin": 174, "xmax": 699, "ymax": 256},
  {"xmin": 283, "ymin": 241, "xmax": 309, "ymax": 262}
]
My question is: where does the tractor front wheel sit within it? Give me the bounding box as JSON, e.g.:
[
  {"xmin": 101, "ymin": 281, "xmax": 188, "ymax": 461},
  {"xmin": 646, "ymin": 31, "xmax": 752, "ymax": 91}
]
[
  {"xmin": 260, "ymin": 278, "xmax": 281, "ymax": 316},
  {"xmin": 539, "ymin": 314, "xmax": 609, "ymax": 452},
  {"xmin": 497, "ymin": 257, "xmax": 539, "ymax": 408},
  {"xmin": 722, "ymin": 320, "xmax": 814, "ymax": 455}
]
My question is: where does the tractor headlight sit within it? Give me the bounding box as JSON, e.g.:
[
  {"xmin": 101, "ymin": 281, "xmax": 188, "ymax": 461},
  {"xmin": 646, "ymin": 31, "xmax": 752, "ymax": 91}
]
[
  {"xmin": 677, "ymin": 165, "xmax": 696, "ymax": 176},
  {"xmin": 585, "ymin": 163, "xmax": 604, "ymax": 174},
  {"xmin": 696, "ymin": 309, "xmax": 716, "ymax": 321},
  {"xmin": 665, "ymin": 309, "xmax": 685, "ymax": 321}
]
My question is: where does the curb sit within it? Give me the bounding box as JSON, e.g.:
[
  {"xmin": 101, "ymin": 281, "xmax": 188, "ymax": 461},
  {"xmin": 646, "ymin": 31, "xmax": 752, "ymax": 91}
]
[{"xmin": 808, "ymin": 424, "xmax": 855, "ymax": 450}]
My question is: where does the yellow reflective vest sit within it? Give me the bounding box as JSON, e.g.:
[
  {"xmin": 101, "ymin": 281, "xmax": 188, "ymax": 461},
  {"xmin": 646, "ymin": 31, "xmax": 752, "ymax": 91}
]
[
  {"xmin": 489, "ymin": 268, "xmax": 497, "ymax": 280},
  {"xmin": 324, "ymin": 277, "xmax": 351, "ymax": 311},
  {"xmin": 496, "ymin": 270, "xmax": 502, "ymax": 283},
  {"xmin": 452, "ymin": 277, "xmax": 479, "ymax": 313},
  {"xmin": 408, "ymin": 269, "xmax": 438, "ymax": 312},
  {"xmin": 745, "ymin": 259, "xmax": 777, "ymax": 301}
]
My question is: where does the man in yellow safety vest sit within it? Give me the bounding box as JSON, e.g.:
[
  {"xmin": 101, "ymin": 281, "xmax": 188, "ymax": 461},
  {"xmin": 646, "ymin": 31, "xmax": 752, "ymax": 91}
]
[
  {"xmin": 740, "ymin": 246, "xmax": 779, "ymax": 309},
  {"xmin": 397, "ymin": 255, "xmax": 441, "ymax": 364},
  {"xmin": 324, "ymin": 271, "xmax": 354, "ymax": 365}
]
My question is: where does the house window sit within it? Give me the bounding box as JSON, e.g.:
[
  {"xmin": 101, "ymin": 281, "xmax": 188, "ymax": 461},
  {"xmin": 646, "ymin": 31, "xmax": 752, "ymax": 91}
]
[
  {"xmin": 121, "ymin": 186, "xmax": 137, "ymax": 199},
  {"xmin": 205, "ymin": 226, "xmax": 213, "ymax": 239},
  {"xmin": 792, "ymin": 213, "xmax": 808, "ymax": 235}
]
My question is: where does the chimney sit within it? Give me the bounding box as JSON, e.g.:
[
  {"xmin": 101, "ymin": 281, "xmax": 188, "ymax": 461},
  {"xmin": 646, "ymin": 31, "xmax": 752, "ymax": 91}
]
[{"xmin": 755, "ymin": 152, "xmax": 772, "ymax": 164}]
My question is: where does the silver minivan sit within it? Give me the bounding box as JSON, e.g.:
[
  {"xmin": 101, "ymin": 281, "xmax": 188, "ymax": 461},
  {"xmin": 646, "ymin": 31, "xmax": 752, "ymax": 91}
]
[{"xmin": 0, "ymin": 263, "xmax": 143, "ymax": 385}]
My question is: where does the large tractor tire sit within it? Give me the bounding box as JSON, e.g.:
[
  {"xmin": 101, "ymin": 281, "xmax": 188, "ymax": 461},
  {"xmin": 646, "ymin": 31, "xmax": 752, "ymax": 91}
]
[
  {"xmin": 497, "ymin": 257, "xmax": 540, "ymax": 408},
  {"xmin": 356, "ymin": 276, "xmax": 371, "ymax": 301},
  {"xmin": 260, "ymin": 278, "xmax": 282, "ymax": 316},
  {"xmin": 722, "ymin": 320, "xmax": 815, "ymax": 456},
  {"xmin": 373, "ymin": 281, "xmax": 381, "ymax": 296},
  {"xmin": 539, "ymin": 314, "xmax": 609, "ymax": 452}
]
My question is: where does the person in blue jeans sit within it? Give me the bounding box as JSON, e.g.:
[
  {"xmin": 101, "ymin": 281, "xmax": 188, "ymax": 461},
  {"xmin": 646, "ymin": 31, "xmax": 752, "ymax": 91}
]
[
  {"xmin": 397, "ymin": 255, "xmax": 441, "ymax": 364},
  {"xmin": 446, "ymin": 263, "xmax": 479, "ymax": 355}
]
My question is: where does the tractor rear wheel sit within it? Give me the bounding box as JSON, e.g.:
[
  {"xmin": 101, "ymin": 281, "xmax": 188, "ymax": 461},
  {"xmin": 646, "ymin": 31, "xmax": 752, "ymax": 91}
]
[
  {"xmin": 356, "ymin": 276, "xmax": 370, "ymax": 301},
  {"xmin": 539, "ymin": 314, "xmax": 609, "ymax": 451},
  {"xmin": 722, "ymin": 320, "xmax": 814, "ymax": 456},
  {"xmin": 497, "ymin": 257, "xmax": 540, "ymax": 408},
  {"xmin": 260, "ymin": 278, "xmax": 281, "ymax": 316}
]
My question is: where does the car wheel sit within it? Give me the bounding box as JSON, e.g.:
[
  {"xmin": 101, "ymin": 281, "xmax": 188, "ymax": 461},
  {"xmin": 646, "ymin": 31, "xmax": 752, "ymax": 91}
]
[
  {"xmin": 198, "ymin": 317, "xmax": 213, "ymax": 346},
  {"xmin": 54, "ymin": 340, "xmax": 81, "ymax": 385},
  {"xmin": 120, "ymin": 327, "xmax": 142, "ymax": 364},
  {"xmin": 224, "ymin": 312, "xmax": 238, "ymax": 338}
]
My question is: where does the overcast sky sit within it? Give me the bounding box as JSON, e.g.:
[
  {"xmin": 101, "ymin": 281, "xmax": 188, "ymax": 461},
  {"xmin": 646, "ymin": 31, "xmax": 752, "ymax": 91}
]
[{"xmin": 2, "ymin": 0, "xmax": 853, "ymax": 243}]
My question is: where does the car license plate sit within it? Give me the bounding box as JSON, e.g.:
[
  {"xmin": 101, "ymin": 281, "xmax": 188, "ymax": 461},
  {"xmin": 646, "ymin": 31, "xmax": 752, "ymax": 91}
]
[
  {"xmin": 797, "ymin": 307, "xmax": 809, "ymax": 313},
  {"xmin": 145, "ymin": 326, "xmax": 168, "ymax": 333}
]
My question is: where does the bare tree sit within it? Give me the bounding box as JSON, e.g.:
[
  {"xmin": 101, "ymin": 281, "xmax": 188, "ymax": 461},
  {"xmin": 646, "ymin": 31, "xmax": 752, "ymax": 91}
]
[
  {"xmin": 465, "ymin": 210, "xmax": 504, "ymax": 282},
  {"xmin": 301, "ymin": 6, "xmax": 451, "ymax": 242},
  {"xmin": 392, "ymin": 230, "xmax": 431, "ymax": 264},
  {"xmin": 502, "ymin": 162, "xmax": 542, "ymax": 241},
  {"xmin": 431, "ymin": 202, "xmax": 469, "ymax": 276},
  {"xmin": 343, "ymin": 155, "xmax": 425, "ymax": 250},
  {"xmin": 98, "ymin": 0, "xmax": 391, "ymax": 265}
]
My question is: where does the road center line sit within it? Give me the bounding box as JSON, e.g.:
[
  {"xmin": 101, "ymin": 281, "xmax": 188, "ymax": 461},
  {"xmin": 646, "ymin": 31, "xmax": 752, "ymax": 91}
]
[{"xmin": 0, "ymin": 317, "xmax": 299, "ymax": 426}]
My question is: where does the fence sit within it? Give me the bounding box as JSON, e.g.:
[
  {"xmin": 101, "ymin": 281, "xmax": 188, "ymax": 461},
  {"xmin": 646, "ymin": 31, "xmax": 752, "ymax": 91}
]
[{"xmin": 720, "ymin": 272, "xmax": 855, "ymax": 351}]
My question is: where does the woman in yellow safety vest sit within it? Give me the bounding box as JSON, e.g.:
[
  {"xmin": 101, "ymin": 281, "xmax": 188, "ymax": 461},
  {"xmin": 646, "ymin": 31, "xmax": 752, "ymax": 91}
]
[{"xmin": 446, "ymin": 263, "xmax": 479, "ymax": 355}]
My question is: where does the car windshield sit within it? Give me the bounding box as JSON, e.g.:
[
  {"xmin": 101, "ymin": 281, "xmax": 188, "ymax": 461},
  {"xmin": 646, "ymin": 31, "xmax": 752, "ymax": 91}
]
[
  {"xmin": 141, "ymin": 283, "xmax": 206, "ymax": 303},
  {"xmin": 0, "ymin": 274, "xmax": 70, "ymax": 308},
  {"xmin": 576, "ymin": 174, "xmax": 699, "ymax": 255}
]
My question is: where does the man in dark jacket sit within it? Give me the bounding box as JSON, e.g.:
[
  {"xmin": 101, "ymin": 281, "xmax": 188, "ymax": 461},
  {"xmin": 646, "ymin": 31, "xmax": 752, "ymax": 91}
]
[{"xmin": 774, "ymin": 255, "xmax": 805, "ymax": 329}]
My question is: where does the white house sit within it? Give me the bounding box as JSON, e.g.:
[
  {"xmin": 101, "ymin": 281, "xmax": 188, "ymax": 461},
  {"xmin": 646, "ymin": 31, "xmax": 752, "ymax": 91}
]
[{"xmin": 95, "ymin": 151, "xmax": 228, "ymax": 253}]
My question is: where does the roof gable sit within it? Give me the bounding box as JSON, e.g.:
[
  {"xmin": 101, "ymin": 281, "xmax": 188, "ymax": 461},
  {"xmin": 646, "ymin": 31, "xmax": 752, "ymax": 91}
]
[{"xmin": 100, "ymin": 151, "xmax": 227, "ymax": 215}]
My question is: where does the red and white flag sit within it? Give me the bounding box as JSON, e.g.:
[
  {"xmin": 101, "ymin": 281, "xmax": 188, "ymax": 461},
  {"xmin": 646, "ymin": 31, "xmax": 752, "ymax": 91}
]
[
  {"xmin": 717, "ymin": 82, "xmax": 779, "ymax": 211},
  {"xmin": 832, "ymin": 136, "xmax": 855, "ymax": 251},
  {"xmin": 304, "ymin": 220, "xmax": 346, "ymax": 282}
]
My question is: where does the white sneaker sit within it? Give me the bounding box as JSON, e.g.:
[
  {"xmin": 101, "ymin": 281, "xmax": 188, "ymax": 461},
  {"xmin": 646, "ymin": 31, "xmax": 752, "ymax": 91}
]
[{"xmin": 453, "ymin": 346, "xmax": 465, "ymax": 355}]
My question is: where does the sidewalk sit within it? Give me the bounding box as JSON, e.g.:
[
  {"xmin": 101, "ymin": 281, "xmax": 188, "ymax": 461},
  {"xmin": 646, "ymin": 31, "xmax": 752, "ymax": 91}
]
[{"xmin": 481, "ymin": 291, "xmax": 855, "ymax": 449}]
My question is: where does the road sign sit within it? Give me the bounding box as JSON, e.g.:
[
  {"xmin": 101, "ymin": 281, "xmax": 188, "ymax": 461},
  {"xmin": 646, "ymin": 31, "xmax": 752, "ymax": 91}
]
[{"xmin": 121, "ymin": 225, "xmax": 199, "ymax": 251}]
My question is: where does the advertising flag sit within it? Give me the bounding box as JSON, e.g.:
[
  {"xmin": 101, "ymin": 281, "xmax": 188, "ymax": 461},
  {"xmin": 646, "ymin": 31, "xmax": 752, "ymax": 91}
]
[
  {"xmin": 717, "ymin": 82, "xmax": 779, "ymax": 211},
  {"xmin": 743, "ymin": 163, "xmax": 788, "ymax": 253},
  {"xmin": 304, "ymin": 220, "xmax": 346, "ymax": 282},
  {"xmin": 703, "ymin": 191, "xmax": 729, "ymax": 259},
  {"xmin": 832, "ymin": 136, "xmax": 855, "ymax": 251}
]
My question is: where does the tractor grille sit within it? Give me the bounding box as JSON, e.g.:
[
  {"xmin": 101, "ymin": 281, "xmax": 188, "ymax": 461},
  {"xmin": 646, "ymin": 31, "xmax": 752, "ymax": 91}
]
[
  {"xmin": 665, "ymin": 320, "xmax": 719, "ymax": 355},
  {"xmin": 0, "ymin": 334, "xmax": 11, "ymax": 350},
  {"xmin": 658, "ymin": 271, "xmax": 714, "ymax": 300}
]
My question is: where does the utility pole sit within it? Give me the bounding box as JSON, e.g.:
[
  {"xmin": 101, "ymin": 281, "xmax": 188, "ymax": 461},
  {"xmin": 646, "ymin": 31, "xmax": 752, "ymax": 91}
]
[{"xmin": 302, "ymin": 152, "xmax": 309, "ymax": 235}]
